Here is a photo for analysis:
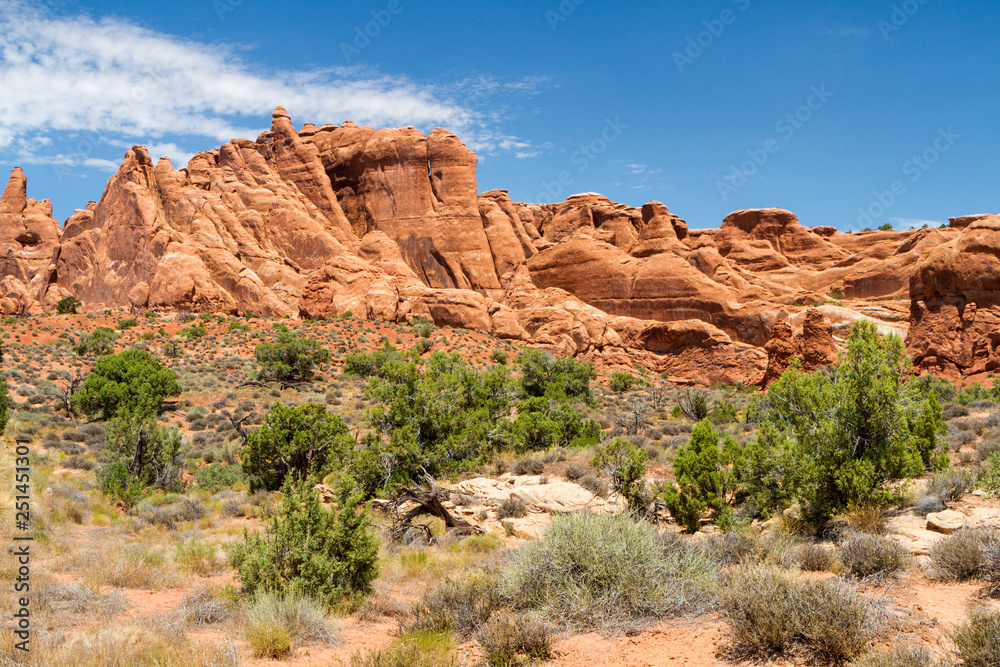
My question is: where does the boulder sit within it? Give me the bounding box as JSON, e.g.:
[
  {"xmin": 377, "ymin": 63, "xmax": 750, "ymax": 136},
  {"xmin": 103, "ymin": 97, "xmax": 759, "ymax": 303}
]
[
  {"xmin": 886, "ymin": 513, "xmax": 945, "ymax": 556},
  {"xmin": 926, "ymin": 509, "xmax": 967, "ymax": 534},
  {"xmin": 454, "ymin": 476, "xmax": 618, "ymax": 514}
]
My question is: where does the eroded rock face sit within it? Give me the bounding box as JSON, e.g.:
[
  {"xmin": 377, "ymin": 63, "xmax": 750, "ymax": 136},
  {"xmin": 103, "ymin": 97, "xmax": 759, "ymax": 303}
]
[
  {"xmin": 761, "ymin": 308, "xmax": 837, "ymax": 386},
  {"xmin": 907, "ymin": 215, "xmax": 1000, "ymax": 377},
  {"xmin": 718, "ymin": 208, "xmax": 848, "ymax": 269},
  {"xmin": 2, "ymin": 111, "xmax": 990, "ymax": 385},
  {"xmin": 304, "ymin": 122, "xmax": 501, "ymax": 293},
  {"xmin": 0, "ymin": 168, "xmax": 62, "ymax": 313}
]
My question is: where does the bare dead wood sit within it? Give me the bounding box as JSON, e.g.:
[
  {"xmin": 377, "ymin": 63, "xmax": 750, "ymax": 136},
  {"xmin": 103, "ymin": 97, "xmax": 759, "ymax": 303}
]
[
  {"xmin": 386, "ymin": 477, "xmax": 483, "ymax": 543},
  {"xmin": 51, "ymin": 373, "xmax": 82, "ymax": 416},
  {"xmin": 236, "ymin": 379, "xmax": 314, "ymax": 392},
  {"xmin": 228, "ymin": 413, "xmax": 252, "ymax": 446}
]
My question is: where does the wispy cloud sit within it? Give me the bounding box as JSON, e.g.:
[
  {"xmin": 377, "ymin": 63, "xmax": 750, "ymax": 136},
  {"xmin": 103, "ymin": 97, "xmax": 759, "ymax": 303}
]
[
  {"xmin": 0, "ymin": 0, "xmax": 541, "ymax": 170},
  {"xmin": 619, "ymin": 162, "xmax": 671, "ymax": 194}
]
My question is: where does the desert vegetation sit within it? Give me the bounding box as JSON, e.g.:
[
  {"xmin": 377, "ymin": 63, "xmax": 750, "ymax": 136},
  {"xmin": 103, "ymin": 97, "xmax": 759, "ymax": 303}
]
[{"xmin": 0, "ymin": 310, "xmax": 996, "ymax": 666}]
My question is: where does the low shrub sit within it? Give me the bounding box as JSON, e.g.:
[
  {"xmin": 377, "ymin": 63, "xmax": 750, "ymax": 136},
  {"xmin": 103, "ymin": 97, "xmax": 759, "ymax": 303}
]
[
  {"xmin": 174, "ymin": 539, "xmax": 224, "ymax": 576},
  {"xmin": 704, "ymin": 531, "xmax": 758, "ymax": 566},
  {"xmin": 577, "ymin": 474, "xmax": 609, "ymax": 498},
  {"xmin": 718, "ymin": 564, "xmax": 798, "ymax": 656},
  {"xmin": 409, "ymin": 570, "xmax": 504, "ymax": 638},
  {"xmin": 244, "ymin": 591, "xmax": 335, "ymax": 658},
  {"xmin": 952, "ymin": 611, "xmax": 1000, "ymax": 667},
  {"xmin": 797, "ymin": 577, "xmax": 877, "ymax": 662},
  {"xmin": 942, "ymin": 402, "xmax": 970, "ymax": 420},
  {"xmin": 175, "ymin": 587, "xmax": 233, "ymax": 626},
  {"xmin": 133, "ymin": 497, "xmax": 206, "ymax": 530},
  {"xmin": 852, "ymin": 645, "xmax": 947, "ymax": 667},
  {"xmin": 496, "ymin": 497, "xmax": 528, "ymax": 520},
  {"xmin": 194, "ymin": 463, "xmax": 245, "ymax": 493},
  {"xmin": 718, "ymin": 564, "xmax": 876, "ymax": 662},
  {"xmin": 794, "ymin": 543, "xmax": 836, "ymax": 572},
  {"xmin": 503, "ymin": 512, "xmax": 715, "ymax": 632},
  {"xmin": 927, "ymin": 468, "xmax": 978, "ymax": 502},
  {"xmin": 929, "ymin": 528, "xmax": 1000, "ymax": 581},
  {"xmin": 476, "ymin": 614, "xmax": 554, "ymax": 667},
  {"xmin": 978, "ymin": 452, "xmax": 1000, "ymax": 498},
  {"xmin": 838, "ymin": 533, "xmax": 909, "ymax": 580},
  {"xmin": 912, "ymin": 494, "xmax": 947, "ymax": 517},
  {"xmin": 35, "ymin": 581, "xmax": 127, "ymax": 616},
  {"xmin": 509, "ymin": 456, "xmax": 544, "ymax": 476},
  {"xmin": 230, "ymin": 477, "xmax": 378, "ymax": 606},
  {"xmin": 609, "ymin": 371, "xmax": 636, "ymax": 393}
]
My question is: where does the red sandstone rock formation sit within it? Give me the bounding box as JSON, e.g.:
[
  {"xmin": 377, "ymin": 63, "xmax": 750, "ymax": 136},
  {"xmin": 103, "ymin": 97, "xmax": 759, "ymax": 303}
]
[
  {"xmin": 908, "ymin": 215, "xmax": 1000, "ymax": 377},
  {"xmin": 0, "ymin": 168, "xmax": 62, "ymax": 313},
  {"xmin": 0, "ymin": 109, "xmax": 988, "ymax": 385},
  {"xmin": 761, "ymin": 308, "xmax": 837, "ymax": 386}
]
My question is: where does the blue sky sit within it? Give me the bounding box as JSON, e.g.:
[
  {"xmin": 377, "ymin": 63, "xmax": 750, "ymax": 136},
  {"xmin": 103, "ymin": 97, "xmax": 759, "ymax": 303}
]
[{"xmin": 0, "ymin": 0, "xmax": 997, "ymax": 230}]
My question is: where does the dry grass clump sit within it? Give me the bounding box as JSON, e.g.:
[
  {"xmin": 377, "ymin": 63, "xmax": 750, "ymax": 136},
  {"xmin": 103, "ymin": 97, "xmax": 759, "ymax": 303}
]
[
  {"xmin": 928, "ymin": 528, "xmax": 1000, "ymax": 581},
  {"xmin": 838, "ymin": 533, "xmax": 909, "ymax": 580},
  {"xmin": 952, "ymin": 610, "xmax": 1000, "ymax": 667},
  {"xmin": 35, "ymin": 581, "xmax": 127, "ymax": 617},
  {"xmin": 81, "ymin": 545, "xmax": 177, "ymax": 589},
  {"xmin": 173, "ymin": 539, "xmax": 226, "ymax": 576},
  {"xmin": 504, "ymin": 512, "xmax": 716, "ymax": 632},
  {"xmin": 244, "ymin": 591, "xmax": 336, "ymax": 659},
  {"xmin": 852, "ymin": 645, "xmax": 949, "ymax": 667},
  {"xmin": 794, "ymin": 542, "xmax": 837, "ymax": 572},
  {"xmin": 475, "ymin": 614, "xmax": 554, "ymax": 667},
  {"xmin": 718, "ymin": 564, "xmax": 878, "ymax": 663},
  {"xmin": 409, "ymin": 570, "xmax": 505, "ymax": 637},
  {"xmin": 496, "ymin": 497, "xmax": 528, "ymax": 520},
  {"xmin": 341, "ymin": 630, "xmax": 458, "ymax": 667},
  {"xmin": 829, "ymin": 504, "xmax": 889, "ymax": 537},
  {"xmin": 0, "ymin": 624, "xmax": 240, "ymax": 666}
]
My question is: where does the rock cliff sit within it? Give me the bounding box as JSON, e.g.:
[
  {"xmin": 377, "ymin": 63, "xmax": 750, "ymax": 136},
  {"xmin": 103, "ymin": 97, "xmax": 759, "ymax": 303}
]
[{"xmin": 1, "ymin": 108, "xmax": 986, "ymax": 385}]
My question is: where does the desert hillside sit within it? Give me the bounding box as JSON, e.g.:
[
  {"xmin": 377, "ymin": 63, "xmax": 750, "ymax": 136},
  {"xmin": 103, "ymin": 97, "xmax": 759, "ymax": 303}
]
[{"xmin": 0, "ymin": 304, "xmax": 997, "ymax": 665}]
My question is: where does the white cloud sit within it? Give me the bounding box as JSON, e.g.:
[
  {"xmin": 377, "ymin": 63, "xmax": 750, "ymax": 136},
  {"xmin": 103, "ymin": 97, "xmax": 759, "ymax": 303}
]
[
  {"xmin": 0, "ymin": 1, "xmax": 537, "ymax": 168},
  {"xmin": 13, "ymin": 152, "xmax": 119, "ymax": 172}
]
